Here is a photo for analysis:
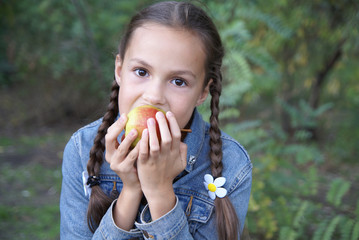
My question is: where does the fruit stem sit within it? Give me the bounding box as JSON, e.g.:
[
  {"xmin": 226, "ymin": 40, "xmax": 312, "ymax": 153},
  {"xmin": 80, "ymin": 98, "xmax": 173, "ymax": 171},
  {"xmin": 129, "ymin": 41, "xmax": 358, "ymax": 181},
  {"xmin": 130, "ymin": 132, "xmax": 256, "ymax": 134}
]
[{"xmin": 180, "ymin": 129, "xmax": 192, "ymax": 133}]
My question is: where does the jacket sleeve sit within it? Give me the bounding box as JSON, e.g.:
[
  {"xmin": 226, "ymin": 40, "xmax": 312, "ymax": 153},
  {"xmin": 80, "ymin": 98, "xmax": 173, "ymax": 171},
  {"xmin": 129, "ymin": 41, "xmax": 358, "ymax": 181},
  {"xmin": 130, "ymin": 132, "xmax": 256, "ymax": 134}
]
[
  {"xmin": 221, "ymin": 140, "xmax": 253, "ymax": 237},
  {"xmin": 229, "ymin": 160, "xmax": 252, "ymax": 235},
  {"xmin": 60, "ymin": 135, "xmax": 142, "ymax": 239},
  {"xmin": 135, "ymin": 196, "xmax": 195, "ymax": 240}
]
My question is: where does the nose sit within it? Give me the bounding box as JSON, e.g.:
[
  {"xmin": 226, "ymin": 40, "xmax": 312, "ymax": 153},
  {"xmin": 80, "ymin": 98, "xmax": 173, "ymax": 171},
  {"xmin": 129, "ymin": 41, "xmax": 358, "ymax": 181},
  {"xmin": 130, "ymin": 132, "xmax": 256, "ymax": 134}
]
[{"xmin": 142, "ymin": 79, "xmax": 166, "ymax": 106}]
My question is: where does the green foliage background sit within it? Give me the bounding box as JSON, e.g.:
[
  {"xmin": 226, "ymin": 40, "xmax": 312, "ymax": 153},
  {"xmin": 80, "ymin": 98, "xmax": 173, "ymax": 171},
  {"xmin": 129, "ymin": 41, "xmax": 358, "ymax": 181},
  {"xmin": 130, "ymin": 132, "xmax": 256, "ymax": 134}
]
[{"xmin": 1, "ymin": 0, "xmax": 358, "ymax": 239}]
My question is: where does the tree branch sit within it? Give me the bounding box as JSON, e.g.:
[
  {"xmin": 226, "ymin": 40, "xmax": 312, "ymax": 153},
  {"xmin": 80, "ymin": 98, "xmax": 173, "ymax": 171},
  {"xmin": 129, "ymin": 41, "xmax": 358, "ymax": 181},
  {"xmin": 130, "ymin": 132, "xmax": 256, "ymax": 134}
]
[{"xmin": 309, "ymin": 38, "xmax": 346, "ymax": 109}]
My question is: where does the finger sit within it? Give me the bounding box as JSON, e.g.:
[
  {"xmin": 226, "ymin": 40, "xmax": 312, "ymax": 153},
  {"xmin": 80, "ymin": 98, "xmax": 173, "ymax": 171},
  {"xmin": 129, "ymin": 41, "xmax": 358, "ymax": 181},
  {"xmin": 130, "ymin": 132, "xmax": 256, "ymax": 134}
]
[
  {"xmin": 123, "ymin": 143, "xmax": 140, "ymax": 171},
  {"xmin": 111, "ymin": 143, "xmax": 139, "ymax": 173},
  {"xmin": 179, "ymin": 142, "xmax": 188, "ymax": 170},
  {"xmin": 105, "ymin": 114, "xmax": 127, "ymax": 153},
  {"xmin": 166, "ymin": 111, "xmax": 181, "ymax": 150},
  {"xmin": 156, "ymin": 111, "xmax": 171, "ymax": 151},
  {"xmin": 117, "ymin": 128, "xmax": 138, "ymax": 159},
  {"xmin": 138, "ymin": 128, "xmax": 149, "ymax": 162},
  {"xmin": 147, "ymin": 118, "xmax": 160, "ymax": 154}
]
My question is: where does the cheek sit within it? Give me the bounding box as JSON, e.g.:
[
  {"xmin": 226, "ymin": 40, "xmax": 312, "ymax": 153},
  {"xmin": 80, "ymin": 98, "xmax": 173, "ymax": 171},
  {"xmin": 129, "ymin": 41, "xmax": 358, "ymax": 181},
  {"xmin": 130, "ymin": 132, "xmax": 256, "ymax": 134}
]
[
  {"xmin": 172, "ymin": 104, "xmax": 196, "ymax": 129},
  {"xmin": 117, "ymin": 88, "xmax": 132, "ymax": 115},
  {"xmin": 170, "ymin": 92, "xmax": 203, "ymax": 128}
]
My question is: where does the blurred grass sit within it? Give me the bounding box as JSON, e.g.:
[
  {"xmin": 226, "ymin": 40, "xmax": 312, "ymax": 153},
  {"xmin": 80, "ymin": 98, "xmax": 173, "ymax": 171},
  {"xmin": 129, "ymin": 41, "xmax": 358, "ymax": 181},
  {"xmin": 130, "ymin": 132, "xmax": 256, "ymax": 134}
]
[
  {"xmin": 0, "ymin": 131, "xmax": 70, "ymax": 240},
  {"xmin": 0, "ymin": 204, "xmax": 60, "ymax": 240}
]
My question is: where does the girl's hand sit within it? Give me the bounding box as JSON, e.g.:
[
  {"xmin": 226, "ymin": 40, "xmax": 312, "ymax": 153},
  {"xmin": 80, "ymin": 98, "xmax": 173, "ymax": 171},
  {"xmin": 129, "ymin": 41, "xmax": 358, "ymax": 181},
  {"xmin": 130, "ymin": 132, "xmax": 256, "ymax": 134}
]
[
  {"xmin": 105, "ymin": 114, "xmax": 143, "ymax": 231},
  {"xmin": 105, "ymin": 114, "xmax": 141, "ymax": 193},
  {"xmin": 137, "ymin": 111, "xmax": 187, "ymax": 219}
]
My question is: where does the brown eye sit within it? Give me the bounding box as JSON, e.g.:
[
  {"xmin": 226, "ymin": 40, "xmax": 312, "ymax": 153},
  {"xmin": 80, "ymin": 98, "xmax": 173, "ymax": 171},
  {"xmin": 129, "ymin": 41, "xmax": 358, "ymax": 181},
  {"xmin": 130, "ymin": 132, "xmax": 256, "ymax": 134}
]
[
  {"xmin": 171, "ymin": 78, "xmax": 186, "ymax": 87},
  {"xmin": 135, "ymin": 69, "xmax": 148, "ymax": 77}
]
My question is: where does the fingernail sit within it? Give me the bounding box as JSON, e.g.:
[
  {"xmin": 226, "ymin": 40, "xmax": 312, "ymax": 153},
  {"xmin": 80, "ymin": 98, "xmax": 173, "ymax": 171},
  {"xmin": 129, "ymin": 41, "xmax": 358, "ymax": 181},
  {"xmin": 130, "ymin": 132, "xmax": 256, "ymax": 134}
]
[
  {"xmin": 147, "ymin": 118, "xmax": 155, "ymax": 126},
  {"xmin": 156, "ymin": 111, "xmax": 164, "ymax": 119},
  {"xmin": 166, "ymin": 111, "xmax": 174, "ymax": 118},
  {"xmin": 130, "ymin": 129, "xmax": 137, "ymax": 136}
]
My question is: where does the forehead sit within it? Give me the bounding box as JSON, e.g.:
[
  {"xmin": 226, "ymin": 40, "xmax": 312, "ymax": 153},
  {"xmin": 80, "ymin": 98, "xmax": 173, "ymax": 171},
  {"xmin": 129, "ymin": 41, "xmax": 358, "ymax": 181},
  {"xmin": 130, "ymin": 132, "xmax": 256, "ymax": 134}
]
[{"xmin": 124, "ymin": 23, "xmax": 206, "ymax": 76}]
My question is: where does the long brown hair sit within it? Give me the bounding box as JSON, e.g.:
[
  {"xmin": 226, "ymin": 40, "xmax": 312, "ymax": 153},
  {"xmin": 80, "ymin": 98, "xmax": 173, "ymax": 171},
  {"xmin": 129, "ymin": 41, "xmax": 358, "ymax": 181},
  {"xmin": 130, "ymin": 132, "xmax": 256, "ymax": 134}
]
[{"xmin": 87, "ymin": 1, "xmax": 240, "ymax": 239}]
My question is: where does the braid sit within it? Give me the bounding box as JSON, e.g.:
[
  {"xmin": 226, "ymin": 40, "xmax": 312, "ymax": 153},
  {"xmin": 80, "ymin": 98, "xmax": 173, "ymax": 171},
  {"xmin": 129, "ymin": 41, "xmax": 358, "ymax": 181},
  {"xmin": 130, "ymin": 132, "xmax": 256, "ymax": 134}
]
[
  {"xmin": 87, "ymin": 79, "xmax": 119, "ymax": 175},
  {"xmin": 209, "ymin": 71, "xmax": 223, "ymax": 178},
  {"xmin": 208, "ymin": 70, "xmax": 240, "ymax": 240},
  {"xmin": 86, "ymin": 79, "xmax": 119, "ymax": 232}
]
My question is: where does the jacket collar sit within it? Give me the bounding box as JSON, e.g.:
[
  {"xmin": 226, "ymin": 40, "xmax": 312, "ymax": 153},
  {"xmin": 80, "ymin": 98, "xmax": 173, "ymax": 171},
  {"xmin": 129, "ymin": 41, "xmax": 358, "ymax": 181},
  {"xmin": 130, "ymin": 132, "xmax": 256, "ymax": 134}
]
[{"xmin": 183, "ymin": 109, "xmax": 206, "ymax": 173}]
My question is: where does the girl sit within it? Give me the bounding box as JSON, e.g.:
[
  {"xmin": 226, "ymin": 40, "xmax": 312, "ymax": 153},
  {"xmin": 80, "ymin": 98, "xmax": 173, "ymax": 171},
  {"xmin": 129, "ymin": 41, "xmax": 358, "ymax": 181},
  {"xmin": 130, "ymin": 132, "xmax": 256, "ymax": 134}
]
[{"xmin": 60, "ymin": 1, "xmax": 252, "ymax": 239}]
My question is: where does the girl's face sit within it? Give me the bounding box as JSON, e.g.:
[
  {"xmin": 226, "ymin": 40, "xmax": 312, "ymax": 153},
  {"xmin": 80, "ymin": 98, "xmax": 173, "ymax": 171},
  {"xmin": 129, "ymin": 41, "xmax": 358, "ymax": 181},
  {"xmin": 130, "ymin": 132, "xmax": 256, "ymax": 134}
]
[{"xmin": 115, "ymin": 23, "xmax": 211, "ymax": 129}]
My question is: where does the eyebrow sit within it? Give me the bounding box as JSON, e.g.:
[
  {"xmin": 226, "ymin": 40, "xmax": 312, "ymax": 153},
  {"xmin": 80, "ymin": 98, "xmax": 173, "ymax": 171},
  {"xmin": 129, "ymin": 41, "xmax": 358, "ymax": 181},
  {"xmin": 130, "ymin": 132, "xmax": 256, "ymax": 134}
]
[
  {"xmin": 130, "ymin": 58, "xmax": 152, "ymax": 69},
  {"xmin": 129, "ymin": 58, "xmax": 197, "ymax": 79}
]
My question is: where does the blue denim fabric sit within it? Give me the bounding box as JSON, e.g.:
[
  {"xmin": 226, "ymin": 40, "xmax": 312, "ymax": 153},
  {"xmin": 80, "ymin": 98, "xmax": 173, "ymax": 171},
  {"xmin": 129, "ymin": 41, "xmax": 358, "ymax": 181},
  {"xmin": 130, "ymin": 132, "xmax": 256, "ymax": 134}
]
[{"xmin": 60, "ymin": 109, "xmax": 252, "ymax": 239}]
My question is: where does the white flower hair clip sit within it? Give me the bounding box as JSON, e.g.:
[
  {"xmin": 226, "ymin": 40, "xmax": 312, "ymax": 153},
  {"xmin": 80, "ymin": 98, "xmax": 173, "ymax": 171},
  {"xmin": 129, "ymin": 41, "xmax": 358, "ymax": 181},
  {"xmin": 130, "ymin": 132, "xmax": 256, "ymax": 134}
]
[{"xmin": 203, "ymin": 174, "xmax": 227, "ymax": 200}]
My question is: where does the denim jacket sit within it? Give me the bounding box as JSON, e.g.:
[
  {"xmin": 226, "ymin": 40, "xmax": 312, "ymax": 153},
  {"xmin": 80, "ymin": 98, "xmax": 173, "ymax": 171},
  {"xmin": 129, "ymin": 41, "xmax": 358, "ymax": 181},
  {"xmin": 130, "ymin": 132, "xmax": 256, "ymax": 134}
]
[{"xmin": 60, "ymin": 109, "xmax": 252, "ymax": 239}]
